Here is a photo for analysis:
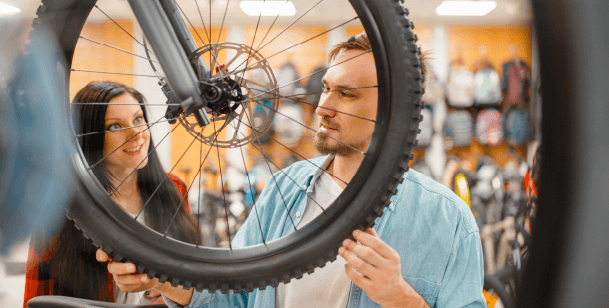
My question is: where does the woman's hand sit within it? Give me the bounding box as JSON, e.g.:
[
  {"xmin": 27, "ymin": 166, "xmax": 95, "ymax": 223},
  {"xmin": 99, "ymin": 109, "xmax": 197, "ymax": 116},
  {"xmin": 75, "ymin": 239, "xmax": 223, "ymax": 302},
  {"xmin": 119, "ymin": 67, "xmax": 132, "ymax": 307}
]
[
  {"xmin": 96, "ymin": 249, "xmax": 194, "ymax": 305},
  {"xmin": 96, "ymin": 249, "xmax": 159, "ymax": 292}
]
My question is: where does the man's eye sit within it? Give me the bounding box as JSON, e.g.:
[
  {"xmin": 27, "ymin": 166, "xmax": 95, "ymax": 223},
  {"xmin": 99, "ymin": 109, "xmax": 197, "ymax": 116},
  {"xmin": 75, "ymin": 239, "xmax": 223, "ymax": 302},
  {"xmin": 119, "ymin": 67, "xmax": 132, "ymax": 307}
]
[
  {"xmin": 107, "ymin": 124, "xmax": 120, "ymax": 131},
  {"xmin": 322, "ymin": 87, "xmax": 330, "ymax": 93},
  {"xmin": 340, "ymin": 91, "xmax": 352, "ymax": 98}
]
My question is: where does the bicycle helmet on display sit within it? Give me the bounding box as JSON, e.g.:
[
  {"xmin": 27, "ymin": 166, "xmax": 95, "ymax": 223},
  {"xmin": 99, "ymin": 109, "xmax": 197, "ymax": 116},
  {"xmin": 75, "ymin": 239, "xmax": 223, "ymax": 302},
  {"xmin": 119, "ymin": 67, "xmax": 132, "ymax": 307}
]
[
  {"xmin": 443, "ymin": 109, "xmax": 474, "ymax": 147},
  {"xmin": 475, "ymin": 108, "xmax": 504, "ymax": 146}
]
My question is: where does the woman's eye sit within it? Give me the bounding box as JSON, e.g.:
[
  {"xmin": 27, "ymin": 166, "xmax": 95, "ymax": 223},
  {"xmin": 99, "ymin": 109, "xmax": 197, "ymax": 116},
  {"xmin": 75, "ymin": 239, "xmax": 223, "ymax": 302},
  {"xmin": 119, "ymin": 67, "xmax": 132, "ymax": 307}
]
[
  {"xmin": 107, "ymin": 124, "xmax": 120, "ymax": 131},
  {"xmin": 134, "ymin": 116, "xmax": 143, "ymax": 124}
]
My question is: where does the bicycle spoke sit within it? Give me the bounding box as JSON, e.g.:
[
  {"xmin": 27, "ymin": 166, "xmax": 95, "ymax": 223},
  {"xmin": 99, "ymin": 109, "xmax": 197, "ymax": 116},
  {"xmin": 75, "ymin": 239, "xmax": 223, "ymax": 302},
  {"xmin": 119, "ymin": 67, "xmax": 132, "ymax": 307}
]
[
  {"xmin": 248, "ymin": 98, "xmax": 365, "ymax": 155},
  {"xmin": 213, "ymin": 119, "xmax": 233, "ymax": 249},
  {"xmin": 87, "ymin": 114, "xmax": 174, "ymax": 170},
  {"xmin": 78, "ymin": 114, "xmax": 189, "ymax": 138},
  {"xmin": 111, "ymin": 124, "xmax": 180, "ymax": 197},
  {"xmin": 236, "ymin": 0, "xmax": 266, "ymax": 86},
  {"xmin": 79, "ymin": 36, "xmax": 160, "ymax": 63},
  {"xmin": 234, "ymin": 50, "xmax": 373, "ymax": 108},
  {"xmin": 229, "ymin": 16, "xmax": 359, "ymax": 76},
  {"xmin": 281, "ymin": 86, "xmax": 377, "ymax": 100},
  {"xmin": 209, "ymin": 0, "xmax": 213, "ymax": 79},
  {"xmin": 174, "ymin": 1, "xmax": 207, "ymax": 46},
  {"xmin": 196, "ymin": 126, "xmax": 203, "ymax": 247},
  {"xmin": 242, "ymin": 110, "xmax": 297, "ymax": 231},
  {"xmin": 242, "ymin": 85, "xmax": 377, "ymax": 122},
  {"xmin": 234, "ymin": 129, "xmax": 267, "ymax": 244},
  {"xmin": 71, "ymin": 102, "xmax": 180, "ymax": 106},
  {"xmin": 252, "ymin": 0, "xmax": 325, "ymax": 55},
  {"xmin": 94, "ymin": 4, "xmax": 155, "ymax": 56},
  {"xmin": 163, "ymin": 127, "xmax": 223, "ymax": 237},
  {"xmin": 70, "ymin": 69, "xmax": 157, "ymax": 78},
  {"xmin": 194, "ymin": 0, "xmax": 212, "ymax": 44},
  {"xmin": 176, "ymin": 0, "xmax": 224, "ymax": 79},
  {"xmin": 236, "ymin": 114, "xmax": 348, "ymax": 186},
  {"xmin": 138, "ymin": 120, "xmax": 227, "ymax": 219},
  {"xmin": 242, "ymin": 0, "xmax": 287, "ymax": 68},
  {"xmin": 231, "ymin": 124, "xmax": 326, "ymax": 216}
]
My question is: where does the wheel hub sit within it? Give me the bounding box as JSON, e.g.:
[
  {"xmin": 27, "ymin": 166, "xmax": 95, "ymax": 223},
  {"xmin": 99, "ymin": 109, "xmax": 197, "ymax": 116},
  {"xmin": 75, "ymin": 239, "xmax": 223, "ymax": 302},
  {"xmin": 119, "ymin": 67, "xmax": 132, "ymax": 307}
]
[
  {"xmin": 177, "ymin": 42, "xmax": 279, "ymax": 148},
  {"xmin": 203, "ymin": 77, "xmax": 243, "ymax": 116}
]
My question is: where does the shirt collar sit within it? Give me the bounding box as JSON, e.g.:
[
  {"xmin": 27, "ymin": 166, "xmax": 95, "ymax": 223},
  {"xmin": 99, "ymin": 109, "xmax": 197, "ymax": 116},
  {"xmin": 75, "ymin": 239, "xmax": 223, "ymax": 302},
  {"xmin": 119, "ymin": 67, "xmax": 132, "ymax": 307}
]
[
  {"xmin": 303, "ymin": 154, "xmax": 400, "ymax": 213},
  {"xmin": 303, "ymin": 154, "xmax": 335, "ymax": 193}
]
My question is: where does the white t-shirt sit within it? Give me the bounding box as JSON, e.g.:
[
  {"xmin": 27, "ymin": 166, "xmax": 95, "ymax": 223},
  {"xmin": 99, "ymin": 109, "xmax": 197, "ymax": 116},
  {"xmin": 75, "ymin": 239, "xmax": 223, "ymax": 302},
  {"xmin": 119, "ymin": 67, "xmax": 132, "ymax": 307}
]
[
  {"xmin": 276, "ymin": 167, "xmax": 352, "ymax": 308},
  {"xmin": 114, "ymin": 212, "xmax": 155, "ymax": 305}
]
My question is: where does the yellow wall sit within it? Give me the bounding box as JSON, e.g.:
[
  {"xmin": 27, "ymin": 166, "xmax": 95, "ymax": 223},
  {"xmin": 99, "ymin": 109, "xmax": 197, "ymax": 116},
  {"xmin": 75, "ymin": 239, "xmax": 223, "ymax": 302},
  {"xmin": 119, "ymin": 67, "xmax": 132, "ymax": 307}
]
[
  {"xmin": 448, "ymin": 25, "xmax": 532, "ymax": 73},
  {"xmin": 71, "ymin": 20, "xmax": 135, "ymax": 100}
]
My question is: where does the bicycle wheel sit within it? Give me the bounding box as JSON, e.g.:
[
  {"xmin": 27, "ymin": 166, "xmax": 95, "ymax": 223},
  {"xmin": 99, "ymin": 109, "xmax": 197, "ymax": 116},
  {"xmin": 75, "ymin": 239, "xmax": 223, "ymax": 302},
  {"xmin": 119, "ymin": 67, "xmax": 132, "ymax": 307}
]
[{"xmin": 32, "ymin": 0, "xmax": 423, "ymax": 292}]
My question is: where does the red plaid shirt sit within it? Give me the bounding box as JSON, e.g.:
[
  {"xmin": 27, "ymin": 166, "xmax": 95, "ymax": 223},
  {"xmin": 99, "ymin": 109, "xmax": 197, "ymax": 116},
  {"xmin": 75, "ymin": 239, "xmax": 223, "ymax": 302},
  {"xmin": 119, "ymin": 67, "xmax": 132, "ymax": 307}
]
[{"xmin": 23, "ymin": 174, "xmax": 189, "ymax": 307}]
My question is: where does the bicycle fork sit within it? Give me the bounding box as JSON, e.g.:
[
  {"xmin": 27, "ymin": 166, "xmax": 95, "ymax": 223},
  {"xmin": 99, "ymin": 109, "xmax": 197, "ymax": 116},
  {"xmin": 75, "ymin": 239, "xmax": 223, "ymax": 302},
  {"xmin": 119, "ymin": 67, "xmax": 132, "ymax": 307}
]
[{"xmin": 128, "ymin": 0, "xmax": 212, "ymax": 126}]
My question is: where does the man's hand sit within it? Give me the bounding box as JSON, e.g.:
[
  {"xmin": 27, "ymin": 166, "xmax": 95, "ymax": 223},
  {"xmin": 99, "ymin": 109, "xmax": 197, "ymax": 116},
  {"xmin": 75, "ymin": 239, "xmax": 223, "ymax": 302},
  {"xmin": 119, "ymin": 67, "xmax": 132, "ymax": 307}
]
[
  {"xmin": 338, "ymin": 228, "xmax": 430, "ymax": 308},
  {"xmin": 96, "ymin": 249, "xmax": 159, "ymax": 293}
]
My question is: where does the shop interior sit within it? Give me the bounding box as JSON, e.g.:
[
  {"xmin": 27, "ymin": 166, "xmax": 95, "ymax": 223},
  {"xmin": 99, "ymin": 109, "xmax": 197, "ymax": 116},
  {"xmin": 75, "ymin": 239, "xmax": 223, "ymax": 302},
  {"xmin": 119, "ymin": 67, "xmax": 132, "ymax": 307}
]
[{"xmin": 0, "ymin": 0, "xmax": 539, "ymax": 307}]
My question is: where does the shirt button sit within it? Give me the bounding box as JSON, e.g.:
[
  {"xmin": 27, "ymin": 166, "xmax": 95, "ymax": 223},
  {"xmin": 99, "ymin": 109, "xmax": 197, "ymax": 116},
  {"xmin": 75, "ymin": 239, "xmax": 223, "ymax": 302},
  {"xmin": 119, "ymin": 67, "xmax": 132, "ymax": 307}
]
[
  {"xmin": 389, "ymin": 202, "xmax": 394, "ymax": 207},
  {"xmin": 302, "ymin": 185, "xmax": 307, "ymax": 191},
  {"xmin": 295, "ymin": 211, "xmax": 301, "ymax": 217}
]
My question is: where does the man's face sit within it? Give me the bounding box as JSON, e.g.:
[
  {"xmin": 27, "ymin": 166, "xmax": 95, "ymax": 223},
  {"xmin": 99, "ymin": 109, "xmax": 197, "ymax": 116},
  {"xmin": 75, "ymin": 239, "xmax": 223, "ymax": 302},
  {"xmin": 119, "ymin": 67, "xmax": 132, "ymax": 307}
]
[{"xmin": 314, "ymin": 50, "xmax": 378, "ymax": 157}]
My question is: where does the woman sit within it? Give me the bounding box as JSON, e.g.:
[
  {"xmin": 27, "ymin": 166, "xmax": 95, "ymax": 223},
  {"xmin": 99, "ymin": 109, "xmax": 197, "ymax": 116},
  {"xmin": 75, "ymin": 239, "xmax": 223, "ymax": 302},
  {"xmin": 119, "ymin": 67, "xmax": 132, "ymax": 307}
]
[{"xmin": 24, "ymin": 81, "xmax": 201, "ymax": 306}]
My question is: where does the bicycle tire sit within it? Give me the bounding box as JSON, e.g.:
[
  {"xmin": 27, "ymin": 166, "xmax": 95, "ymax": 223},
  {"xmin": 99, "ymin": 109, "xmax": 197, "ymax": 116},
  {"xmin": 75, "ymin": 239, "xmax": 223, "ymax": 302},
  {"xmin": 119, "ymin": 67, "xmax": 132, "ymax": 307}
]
[{"xmin": 32, "ymin": 0, "xmax": 423, "ymax": 292}]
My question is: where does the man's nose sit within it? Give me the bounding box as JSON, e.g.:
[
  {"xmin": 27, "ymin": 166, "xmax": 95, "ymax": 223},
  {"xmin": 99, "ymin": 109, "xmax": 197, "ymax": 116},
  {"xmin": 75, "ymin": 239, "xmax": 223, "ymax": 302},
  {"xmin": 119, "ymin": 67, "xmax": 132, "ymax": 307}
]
[{"xmin": 316, "ymin": 93, "xmax": 336, "ymax": 118}]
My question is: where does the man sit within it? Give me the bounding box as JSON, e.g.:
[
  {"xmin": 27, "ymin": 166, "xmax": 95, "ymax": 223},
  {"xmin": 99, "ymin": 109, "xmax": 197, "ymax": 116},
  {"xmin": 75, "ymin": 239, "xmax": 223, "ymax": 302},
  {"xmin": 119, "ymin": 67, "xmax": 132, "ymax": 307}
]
[{"xmin": 98, "ymin": 34, "xmax": 485, "ymax": 307}]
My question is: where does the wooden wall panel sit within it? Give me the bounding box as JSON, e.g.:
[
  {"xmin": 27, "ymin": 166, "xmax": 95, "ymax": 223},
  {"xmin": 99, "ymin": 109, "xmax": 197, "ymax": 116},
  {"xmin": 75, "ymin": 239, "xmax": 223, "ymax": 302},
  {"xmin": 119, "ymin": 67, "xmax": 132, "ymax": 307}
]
[
  {"xmin": 245, "ymin": 25, "xmax": 329, "ymax": 83},
  {"xmin": 448, "ymin": 25, "xmax": 532, "ymax": 73},
  {"xmin": 70, "ymin": 20, "xmax": 135, "ymax": 100}
]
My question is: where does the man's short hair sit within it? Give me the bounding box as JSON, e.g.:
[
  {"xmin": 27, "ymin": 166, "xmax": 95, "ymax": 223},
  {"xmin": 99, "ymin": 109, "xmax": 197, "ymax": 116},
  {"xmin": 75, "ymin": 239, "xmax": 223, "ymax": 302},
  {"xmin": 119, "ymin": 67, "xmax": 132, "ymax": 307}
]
[{"xmin": 328, "ymin": 33, "xmax": 429, "ymax": 83}]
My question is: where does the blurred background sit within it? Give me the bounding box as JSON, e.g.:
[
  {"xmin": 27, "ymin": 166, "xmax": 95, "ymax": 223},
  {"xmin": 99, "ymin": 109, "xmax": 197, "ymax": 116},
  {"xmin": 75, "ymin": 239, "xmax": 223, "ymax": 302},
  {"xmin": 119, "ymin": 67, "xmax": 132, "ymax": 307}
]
[{"xmin": 0, "ymin": 0, "xmax": 538, "ymax": 307}]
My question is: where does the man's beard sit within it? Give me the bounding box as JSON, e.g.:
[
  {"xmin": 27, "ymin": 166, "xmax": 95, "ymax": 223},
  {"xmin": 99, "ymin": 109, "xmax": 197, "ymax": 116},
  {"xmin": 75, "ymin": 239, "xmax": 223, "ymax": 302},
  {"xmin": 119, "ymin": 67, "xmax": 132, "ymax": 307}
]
[{"xmin": 313, "ymin": 116, "xmax": 367, "ymax": 157}]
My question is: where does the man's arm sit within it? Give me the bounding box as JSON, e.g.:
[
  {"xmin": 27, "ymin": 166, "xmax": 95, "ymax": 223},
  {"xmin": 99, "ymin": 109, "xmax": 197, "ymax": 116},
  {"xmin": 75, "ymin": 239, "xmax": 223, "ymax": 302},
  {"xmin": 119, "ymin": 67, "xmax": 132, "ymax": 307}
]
[
  {"xmin": 339, "ymin": 228, "xmax": 431, "ymax": 308},
  {"xmin": 434, "ymin": 228, "xmax": 485, "ymax": 308}
]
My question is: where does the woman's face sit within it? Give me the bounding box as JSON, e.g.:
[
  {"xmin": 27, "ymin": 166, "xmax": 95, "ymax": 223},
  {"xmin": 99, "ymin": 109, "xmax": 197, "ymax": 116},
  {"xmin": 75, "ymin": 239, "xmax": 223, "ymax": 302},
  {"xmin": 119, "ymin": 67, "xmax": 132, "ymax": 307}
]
[{"xmin": 103, "ymin": 93, "xmax": 151, "ymax": 176}]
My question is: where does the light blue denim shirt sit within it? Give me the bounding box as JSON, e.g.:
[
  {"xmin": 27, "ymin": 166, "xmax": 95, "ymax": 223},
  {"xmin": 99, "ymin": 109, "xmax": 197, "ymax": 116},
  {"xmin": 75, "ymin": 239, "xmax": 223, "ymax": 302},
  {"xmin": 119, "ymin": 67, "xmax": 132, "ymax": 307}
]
[{"xmin": 165, "ymin": 155, "xmax": 485, "ymax": 308}]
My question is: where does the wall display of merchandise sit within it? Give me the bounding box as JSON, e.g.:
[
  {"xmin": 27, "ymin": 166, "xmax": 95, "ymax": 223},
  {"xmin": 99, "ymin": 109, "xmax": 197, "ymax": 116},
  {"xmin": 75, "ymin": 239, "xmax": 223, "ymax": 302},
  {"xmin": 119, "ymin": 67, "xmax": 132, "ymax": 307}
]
[{"xmin": 412, "ymin": 26, "xmax": 539, "ymax": 306}]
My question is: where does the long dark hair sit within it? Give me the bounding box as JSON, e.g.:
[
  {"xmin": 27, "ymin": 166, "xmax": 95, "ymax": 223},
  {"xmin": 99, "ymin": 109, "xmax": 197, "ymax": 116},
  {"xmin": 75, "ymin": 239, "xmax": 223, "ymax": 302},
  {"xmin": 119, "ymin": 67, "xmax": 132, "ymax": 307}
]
[{"xmin": 49, "ymin": 81, "xmax": 201, "ymax": 300}]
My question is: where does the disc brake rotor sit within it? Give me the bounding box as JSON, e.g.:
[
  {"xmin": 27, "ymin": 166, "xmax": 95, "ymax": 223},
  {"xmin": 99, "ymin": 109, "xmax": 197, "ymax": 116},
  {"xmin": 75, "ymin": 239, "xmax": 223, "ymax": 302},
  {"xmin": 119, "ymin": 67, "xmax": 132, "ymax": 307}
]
[{"xmin": 179, "ymin": 42, "xmax": 279, "ymax": 148}]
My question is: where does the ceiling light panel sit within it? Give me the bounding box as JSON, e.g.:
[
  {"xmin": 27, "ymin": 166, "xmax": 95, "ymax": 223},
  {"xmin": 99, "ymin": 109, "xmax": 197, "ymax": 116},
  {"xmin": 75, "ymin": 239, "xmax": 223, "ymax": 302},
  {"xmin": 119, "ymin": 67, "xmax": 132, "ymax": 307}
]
[
  {"xmin": 435, "ymin": 1, "xmax": 497, "ymax": 16},
  {"xmin": 239, "ymin": 1, "xmax": 296, "ymax": 17}
]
